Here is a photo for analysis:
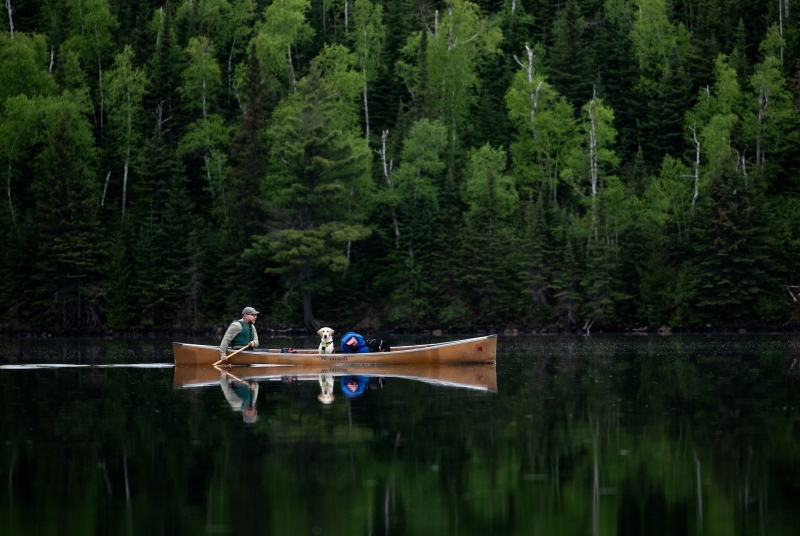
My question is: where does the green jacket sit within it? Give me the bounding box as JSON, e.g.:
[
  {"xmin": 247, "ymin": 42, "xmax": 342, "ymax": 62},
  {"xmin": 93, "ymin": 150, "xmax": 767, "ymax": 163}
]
[{"xmin": 219, "ymin": 319, "xmax": 260, "ymax": 356}]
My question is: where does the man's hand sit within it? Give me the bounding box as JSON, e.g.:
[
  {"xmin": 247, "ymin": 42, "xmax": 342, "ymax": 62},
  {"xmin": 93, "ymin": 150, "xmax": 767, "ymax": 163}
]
[{"xmin": 248, "ymin": 341, "xmax": 255, "ymax": 348}]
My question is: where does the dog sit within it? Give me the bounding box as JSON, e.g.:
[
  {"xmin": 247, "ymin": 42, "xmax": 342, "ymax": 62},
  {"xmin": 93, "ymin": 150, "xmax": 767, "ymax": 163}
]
[
  {"xmin": 367, "ymin": 338, "xmax": 391, "ymax": 353},
  {"xmin": 317, "ymin": 327, "xmax": 335, "ymax": 354}
]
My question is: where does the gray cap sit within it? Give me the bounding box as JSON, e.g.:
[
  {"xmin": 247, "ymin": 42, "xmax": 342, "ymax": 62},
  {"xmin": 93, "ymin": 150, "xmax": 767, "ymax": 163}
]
[{"xmin": 242, "ymin": 306, "xmax": 260, "ymax": 315}]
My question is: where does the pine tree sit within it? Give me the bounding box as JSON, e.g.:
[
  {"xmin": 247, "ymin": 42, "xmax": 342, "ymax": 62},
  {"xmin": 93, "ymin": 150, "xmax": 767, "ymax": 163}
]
[
  {"xmin": 252, "ymin": 64, "xmax": 371, "ymax": 332},
  {"xmin": 226, "ymin": 41, "xmax": 269, "ymax": 235},
  {"xmin": 640, "ymin": 47, "xmax": 691, "ymax": 165},
  {"xmin": 411, "ymin": 28, "xmax": 434, "ymax": 121},
  {"xmin": 520, "ymin": 195, "xmax": 555, "ymax": 325},
  {"xmin": 30, "ymin": 93, "xmax": 105, "ymax": 328},
  {"xmin": 679, "ymin": 158, "xmax": 775, "ymax": 325},
  {"xmin": 592, "ymin": 12, "xmax": 641, "ymax": 160},
  {"xmin": 548, "ymin": 0, "xmax": 592, "ymax": 108},
  {"xmin": 456, "ymin": 144, "xmax": 521, "ymax": 326}
]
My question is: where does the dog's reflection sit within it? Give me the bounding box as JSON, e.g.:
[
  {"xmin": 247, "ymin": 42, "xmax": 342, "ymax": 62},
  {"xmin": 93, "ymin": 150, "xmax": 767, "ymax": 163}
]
[
  {"xmin": 318, "ymin": 373, "xmax": 335, "ymax": 404},
  {"xmin": 316, "ymin": 374, "xmax": 386, "ymax": 403},
  {"xmin": 218, "ymin": 367, "xmax": 259, "ymax": 423}
]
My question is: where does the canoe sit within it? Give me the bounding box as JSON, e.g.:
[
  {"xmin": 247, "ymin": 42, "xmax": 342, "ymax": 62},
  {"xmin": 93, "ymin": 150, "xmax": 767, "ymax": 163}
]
[
  {"xmin": 174, "ymin": 363, "xmax": 498, "ymax": 392},
  {"xmin": 172, "ymin": 334, "xmax": 497, "ymax": 366}
]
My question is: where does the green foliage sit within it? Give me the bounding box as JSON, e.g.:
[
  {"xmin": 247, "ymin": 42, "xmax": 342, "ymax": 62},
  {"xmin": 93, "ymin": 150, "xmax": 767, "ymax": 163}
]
[
  {"xmin": 250, "ymin": 64, "xmax": 370, "ymax": 330},
  {"xmin": 0, "ymin": 0, "xmax": 798, "ymax": 331},
  {"xmin": 0, "ymin": 32, "xmax": 56, "ymax": 103},
  {"xmin": 676, "ymin": 158, "xmax": 775, "ymax": 325}
]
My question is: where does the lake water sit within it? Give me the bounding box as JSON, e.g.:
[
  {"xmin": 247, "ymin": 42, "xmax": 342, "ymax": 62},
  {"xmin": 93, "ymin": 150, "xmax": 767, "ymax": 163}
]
[{"xmin": 1, "ymin": 335, "xmax": 799, "ymax": 535}]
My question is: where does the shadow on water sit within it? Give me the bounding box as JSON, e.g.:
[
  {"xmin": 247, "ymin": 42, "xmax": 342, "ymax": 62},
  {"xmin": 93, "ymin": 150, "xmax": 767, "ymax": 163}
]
[{"xmin": 1, "ymin": 335, "xmax": 799, "ymax": 534}]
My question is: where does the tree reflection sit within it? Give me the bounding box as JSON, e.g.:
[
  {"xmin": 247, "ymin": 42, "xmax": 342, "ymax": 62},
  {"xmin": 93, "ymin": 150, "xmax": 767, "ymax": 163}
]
[{"xmin": 0, "ymin": 337, "xmax": 799, "ymax": 535}]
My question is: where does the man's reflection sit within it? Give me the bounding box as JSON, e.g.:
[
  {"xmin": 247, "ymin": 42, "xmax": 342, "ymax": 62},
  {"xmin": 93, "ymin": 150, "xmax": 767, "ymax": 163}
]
[
  {"xmin": 318, "ymin": 374, "xmax": 335, "ymax": 404},
  {"xmin": 219, "ymin": 369, "xmax": 259, "ymax": 423}
]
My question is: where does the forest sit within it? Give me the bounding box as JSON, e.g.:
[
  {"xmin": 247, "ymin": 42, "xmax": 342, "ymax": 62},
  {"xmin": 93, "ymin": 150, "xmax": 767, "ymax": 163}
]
[{"xmin": 1, "ymin": 0, "xmax": 800, "ymax": 333}]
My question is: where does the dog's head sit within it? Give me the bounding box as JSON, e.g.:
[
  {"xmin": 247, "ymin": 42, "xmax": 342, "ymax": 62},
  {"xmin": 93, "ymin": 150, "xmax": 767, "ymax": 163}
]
[
  {"xmin": 317, "ymin": 327, "xmax": 335, "ymax": 342},
  {"xmin": 367, "ymin": 339, "xmax": 391, "ymax": 352}
]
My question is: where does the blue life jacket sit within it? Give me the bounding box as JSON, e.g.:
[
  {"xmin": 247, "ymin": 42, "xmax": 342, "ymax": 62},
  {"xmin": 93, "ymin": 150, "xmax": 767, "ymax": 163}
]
[
  {"xmin": 340, "ymin": 332, "xmax": 370, "ymax": 353},
  {"xmin": 340, "ymin": 375, "xmax": 370, "ymax": 397}
]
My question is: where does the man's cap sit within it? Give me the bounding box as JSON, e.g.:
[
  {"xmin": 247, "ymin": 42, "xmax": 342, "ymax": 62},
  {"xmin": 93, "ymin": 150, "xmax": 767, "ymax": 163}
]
[{"xmin": 242, "ymin": 307, "xmax": 259, "ymax": 315}]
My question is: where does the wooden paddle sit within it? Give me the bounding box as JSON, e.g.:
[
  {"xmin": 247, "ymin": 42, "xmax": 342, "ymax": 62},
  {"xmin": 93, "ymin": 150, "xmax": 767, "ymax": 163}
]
[
  {"xmin": 213, "ymin": 344, "xmax": 252, "ymax": 366},
  {"xmin": 214, "ymin": 364, "xmax": 250, "ymax": 385}
]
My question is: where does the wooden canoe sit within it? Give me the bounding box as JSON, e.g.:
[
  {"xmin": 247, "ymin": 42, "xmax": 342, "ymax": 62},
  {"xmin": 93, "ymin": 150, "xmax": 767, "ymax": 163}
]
[
  {"xmin": 174, "ymin": 363, "xmax": 498, "ymax": 392},
  {"xmin": 172, "ymin": 335, "xmax": 497, "ymax": 366}
]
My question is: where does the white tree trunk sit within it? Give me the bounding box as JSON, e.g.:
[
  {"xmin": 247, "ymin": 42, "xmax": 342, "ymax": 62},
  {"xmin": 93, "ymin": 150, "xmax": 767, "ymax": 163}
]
[
  {"xmin": 588, "ymin": 89, "xmax": 598, "ymax": 241},
  {"xmin": 228, "ymin": 34, "xmax": 237, "ymax": 96},
  {"xmin": 95, "ymin": 26, "xmax": 104, "ymax": 142},
  {"xmin": 344, "ymin": 0, "xmax": 349, "ymax": 34},
  {"xmin": 756, "ymin": 81, "xmax": 769, "ymax": 169},
  {"xmin": 691, "ymin": 123, "xmax": 700, "ymax": 211},
  {"xmin": 514, "ymin": 44, "xmax": 545, "ymax": 178},
  {"xmin": 779, "ymin": 0, "xmax": 785, "ymax": 62},
  {"xmin": 121, "ymin": 86, "xmax": 132, "ymax": 216},
  {"xmin": 49, "ymin": 45, "xmax": 54, "ymax": 74},
  {"xmin": 288, "ymin": 45, "xmax": 297, "ymax": 92},
  {"xmin": 101, "ymin": 171, "xmax": 111, "ymax": 207},
  {"xmin": 380, "ymin": 130, "xmax": 400, "ymax": 249},
  {"xmin": 363, "ymin": 73, "xmax": 370, "ymax": 147},
  {"xmin": 5, "ymin": 0, "xmax": 13, "ymax": 38},
  {"xmin": 6, "ymin": 127, "xmax": 24, "ymax": 222}
]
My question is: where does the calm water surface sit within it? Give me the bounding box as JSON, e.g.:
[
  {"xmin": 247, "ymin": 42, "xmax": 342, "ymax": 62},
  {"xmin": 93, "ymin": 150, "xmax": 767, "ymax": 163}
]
[{"xmin": 1, "ymin": 335, "xmax": 799, "ymax": 535}]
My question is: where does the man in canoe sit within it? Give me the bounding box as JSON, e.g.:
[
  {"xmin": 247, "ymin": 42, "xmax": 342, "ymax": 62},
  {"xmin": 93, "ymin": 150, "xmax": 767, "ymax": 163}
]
[{"xmin": 219, "ymin": 306, "xmax": 260, "ymax": 363}]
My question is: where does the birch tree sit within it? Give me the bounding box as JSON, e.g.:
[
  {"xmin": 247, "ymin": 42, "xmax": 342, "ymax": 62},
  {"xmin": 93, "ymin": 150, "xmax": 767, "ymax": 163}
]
[
  {"xmin": 106, "ymin": 45, "xmax": 146, "ymax": 217},
  {"xmin": 562, "ymin": 90, "xmax": 618, "ymax": 240},
  {"xmin": 745, "ymin": 25, "xmax": 797, "ymax": 178},
  {"xmin": 506, "ymin": 42, "xmax": 578, "ymax": 202},
  {"xmin": 0, "ymin": 32, "xmax": 55, "ymax": 103},
  {"xmin": 178, "ymin": 36, "xmax": 231, "ymax": 208},
  {"xmin": 256, "ymin": 0, "xmax": 313, "ymax": 94},
  {"xmin": 425, "ymin": 0, "xmax": 502, "ymax": 161},
  {"xmin": 629, "ymin": 0, "xmax": 690, "ymax": 92},
  {"xmin": 350, "ymin": 0, "xmax": 384, "ymax": 145},
  {"xmin": 0, "ymin": 95, "xmax": 34, "ymax": 222},
  {"xmin": 5, "ymin": 0, "xmax": 12, "ymax": 38},
  {"xmin": 685, "ymin": 55, "xmax": 743, "ymax": 208},
  {"xmin": 177, "ymin": 0, "xmax": 256, "ymax": 100},
  {"xmin": 64, "ymin": 0, "xmax": 118, "ymax": 141}
]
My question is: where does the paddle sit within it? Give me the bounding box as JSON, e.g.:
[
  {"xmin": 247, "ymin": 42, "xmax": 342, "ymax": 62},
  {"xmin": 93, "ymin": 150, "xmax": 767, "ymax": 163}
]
[
  {"xmin": 213, "ymin": 344, "xmax": 252, "ymax": 366},
  {"xmin": 214, "ymin": 364, "xmax": 250, "ymax": 385}
]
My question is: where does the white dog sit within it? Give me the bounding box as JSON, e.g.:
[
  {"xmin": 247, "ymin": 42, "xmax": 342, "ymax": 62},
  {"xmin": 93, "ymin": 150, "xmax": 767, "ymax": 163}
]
[{"xmin": 317, "ymin": 327, "xmax": 335, "ymax": 354}]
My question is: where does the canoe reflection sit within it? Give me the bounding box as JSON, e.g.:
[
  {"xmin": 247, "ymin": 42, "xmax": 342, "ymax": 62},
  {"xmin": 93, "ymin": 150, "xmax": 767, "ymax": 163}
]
[{"xmin": 174, "ymin": 363, "xmax": 498, "ymax": 405}]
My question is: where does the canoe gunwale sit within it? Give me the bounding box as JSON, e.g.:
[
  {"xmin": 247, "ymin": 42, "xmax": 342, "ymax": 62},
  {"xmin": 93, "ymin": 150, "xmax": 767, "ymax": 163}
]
[{"xmin": 173, "ymin": 335, "xmax": 497, "ymax": 366}]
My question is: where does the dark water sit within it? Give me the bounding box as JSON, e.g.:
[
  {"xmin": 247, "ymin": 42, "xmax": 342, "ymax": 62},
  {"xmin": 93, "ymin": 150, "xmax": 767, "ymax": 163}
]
[{"xmin": 1, "ymin": 335, "xmax": 799, "ymax": 535}]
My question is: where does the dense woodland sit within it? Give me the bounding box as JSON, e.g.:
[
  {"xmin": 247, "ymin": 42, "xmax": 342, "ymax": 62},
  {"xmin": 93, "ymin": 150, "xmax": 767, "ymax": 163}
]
[{"xmin": 1, "ymin": 0, "xmax": 800, "ymax": 333}]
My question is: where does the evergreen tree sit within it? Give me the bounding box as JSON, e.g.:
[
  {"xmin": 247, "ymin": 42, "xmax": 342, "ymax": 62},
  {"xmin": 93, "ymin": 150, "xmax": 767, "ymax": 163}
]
[
  {"xmin": 677, "ymin": 158, "xmax": 776, "ymax": 325},
  {"xmin": 30, "ymin": 93, "xmax": 105, "ymax": 328},
  {"xmin": 592, "ymin": 10, "xmax": 641, "ymax": 160},
  {"xmin": 640, "ymin": 47, "xmax": 691, "ymax": 165},
  {"xmin": 548, "ymin": 0, "xmax": 592, "ymax": 108},
  {"xmin": 250, "ymin": 64, "xmax": 371, "ymax": 332},
  {"xmin": 456, "ymin": 144, "xmax": 521, "ymax": 325},
  {"xmin": 226, "ymin": 41, "xmax": 269, "ymax": 234}
]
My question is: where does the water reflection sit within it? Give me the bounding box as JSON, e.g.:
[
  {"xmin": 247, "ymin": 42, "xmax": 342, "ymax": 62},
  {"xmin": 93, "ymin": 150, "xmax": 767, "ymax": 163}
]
[
  {"xmin": 217, "ymin": 366, "xmax": 260, "ymax": 423},
  {"xmin": 177, "ymin": 363, "xmax": 497, "ymax": 414},
  {"xmin": 2, "ymin": 336, "xmax": 800, "ymax": 535}
]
